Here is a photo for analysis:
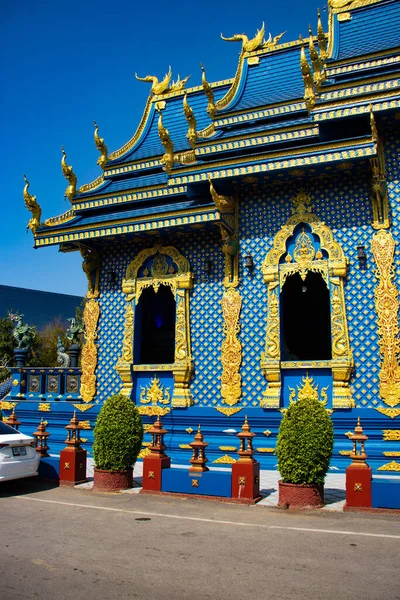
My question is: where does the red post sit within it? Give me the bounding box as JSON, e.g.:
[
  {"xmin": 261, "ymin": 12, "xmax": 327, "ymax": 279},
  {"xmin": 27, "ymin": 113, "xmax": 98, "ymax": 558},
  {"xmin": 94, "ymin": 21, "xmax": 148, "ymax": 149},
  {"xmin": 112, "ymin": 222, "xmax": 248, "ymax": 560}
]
[
  {"xmin": 345, "ymin": 418, "xmax": 372, "ymax": 508},
  {"xmin": 142, "ymin": 416, "xmax": 170, "ymax": 492},
  {"xmin": 231, "ymin": 416, "xmax": 261, "ymax": 502},
  {"xmin": 59, "ymin": 411, "xmax": 87, "ymax": 486}
]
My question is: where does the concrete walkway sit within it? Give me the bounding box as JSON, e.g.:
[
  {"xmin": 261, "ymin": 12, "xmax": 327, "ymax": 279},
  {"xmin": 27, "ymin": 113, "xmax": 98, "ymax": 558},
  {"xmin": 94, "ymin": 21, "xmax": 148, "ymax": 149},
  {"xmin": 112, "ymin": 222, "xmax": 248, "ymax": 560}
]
[{"xmin": 83, "ymin": 459, "xmax": 347, "ymax": 510}]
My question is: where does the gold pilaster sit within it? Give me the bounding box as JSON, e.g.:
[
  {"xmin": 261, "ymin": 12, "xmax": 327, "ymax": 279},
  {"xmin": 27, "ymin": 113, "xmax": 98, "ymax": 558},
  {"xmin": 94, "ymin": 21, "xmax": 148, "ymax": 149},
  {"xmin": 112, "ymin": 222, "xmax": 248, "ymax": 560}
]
[{"xmin": 80, "ymin": 298, "xmax": 100, "ymax": 402}]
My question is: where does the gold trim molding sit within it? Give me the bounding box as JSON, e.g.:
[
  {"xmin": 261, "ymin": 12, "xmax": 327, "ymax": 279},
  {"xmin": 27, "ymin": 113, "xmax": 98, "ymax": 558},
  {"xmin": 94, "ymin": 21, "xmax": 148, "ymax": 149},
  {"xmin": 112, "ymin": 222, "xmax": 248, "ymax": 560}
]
[
  {"xmin": 372, "ymin": 230, "xmax": 400, "ymax": 407},
  {"xmin": 116, "ymin": 244, "xmax": 193, "ymax": 407},
  {"xmin": 80, "ymin": 298, "xmax": 100, "ymax": 402},
  {"xmin": 260, "ymin": 190, "xmax": 354, "ymax": 409}
]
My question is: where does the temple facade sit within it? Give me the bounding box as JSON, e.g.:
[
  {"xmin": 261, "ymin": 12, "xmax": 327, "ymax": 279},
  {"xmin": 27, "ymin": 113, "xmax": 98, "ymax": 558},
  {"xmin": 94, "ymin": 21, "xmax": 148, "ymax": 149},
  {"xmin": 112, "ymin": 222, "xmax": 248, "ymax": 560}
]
[{"xmin": 12, "ymin": 0, "xmax": 400, "ymax": 471}]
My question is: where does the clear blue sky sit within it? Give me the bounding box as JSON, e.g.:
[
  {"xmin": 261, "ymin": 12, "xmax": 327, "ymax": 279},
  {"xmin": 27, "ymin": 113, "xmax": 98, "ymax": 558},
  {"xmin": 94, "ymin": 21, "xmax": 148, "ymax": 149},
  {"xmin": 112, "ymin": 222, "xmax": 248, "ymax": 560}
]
[{"xmin": 1, "ymin": 0, "xmax": 327, "ymax": 296}]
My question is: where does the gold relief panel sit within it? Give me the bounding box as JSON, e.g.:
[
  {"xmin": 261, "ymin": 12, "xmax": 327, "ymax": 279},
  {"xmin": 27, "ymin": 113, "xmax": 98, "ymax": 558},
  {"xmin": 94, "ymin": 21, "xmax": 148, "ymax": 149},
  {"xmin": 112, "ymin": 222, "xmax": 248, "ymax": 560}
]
[
  {"xmin": 80, "ymin": 298, "xmax": 100, "ymax": 403},
  {"xmin": 221, "ymin": 288, "xmax": 242, "ymax": 406}
]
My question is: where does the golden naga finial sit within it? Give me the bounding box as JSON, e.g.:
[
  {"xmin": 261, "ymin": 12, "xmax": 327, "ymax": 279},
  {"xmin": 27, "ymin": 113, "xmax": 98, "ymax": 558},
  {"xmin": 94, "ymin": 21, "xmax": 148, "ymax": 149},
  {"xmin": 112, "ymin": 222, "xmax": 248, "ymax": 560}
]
[
  {"xmin": 370, "ymin": 104, "xmax": 378, "ymax": 142},
  {"xmin": 201, "ymin": 64, "xmax": 216, "ymax": 119},
  {"xmin": 308, "ymin": 25, "xmax": 325, "ymax": 90},
  {"xmin": 183, "ymin": 93, "xmax": 197, "ymax": 149},
  {"xmin": 94, "ymin": 121, "xmax": 108, "ymax": 170},
  {"xmin": 317, "ymin": 9, "xmax": 328, "ymax": 61},
  {"xmin": 61, "ymin": 147, "xmax": 78, "ymax": 201},
  {"xmin": 170, "ymin": 74, "xmax": 191, "ymax": 92},
  {"xmin": 135, "ymin": 67, "xmax": 172, "ymax": 96},
  {"xmin": 300, "ymin": 36, "xmax": 316, "ymax": 112},
  {"xmin": 264, "ymin": 31, "xmax": 286, "ymax": 48},
  {"xmin": 221, "ymin": 22, "xmax": 266, "ymax": 53},
  {"xmin": 23, "ymin": 174, "xmax": 42, "ymax": 235},
  {"xmin": 157, "ymin": 112, "xmax": 174, "ymax": 173},
  {"xmin": 209, "ymin": 176, "xmax": 234, "ymax": 213}
]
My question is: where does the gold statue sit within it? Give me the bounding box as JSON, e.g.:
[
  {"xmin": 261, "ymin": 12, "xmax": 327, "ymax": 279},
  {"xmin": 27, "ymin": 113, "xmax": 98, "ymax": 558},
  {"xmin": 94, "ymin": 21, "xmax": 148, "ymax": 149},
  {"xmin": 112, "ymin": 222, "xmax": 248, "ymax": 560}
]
[
  {"xmin": 308, "ymin": 25, "xmax": 325, "ymax": 89},
  {"xmin": 80, "ymin": 245, "xmax": 100, "ymax": 298},
  {"xmin": 209, "ymin": 176, "xmax": 234, "ymax": 213},
  {"xmin": 201, "ymin": 64, "xmax": 216, "ymax": 118},
  {"xmin": 300, "ymin": 36, "xmax": 316, "ymax": 111},
  {"xmin": 183, "ymin": 93, "xmax": 197, "ymax": 148},
  {"xmin": 94, "ymin": 121, "xmax": 108, "ymax": 170},
  {"xmin": 61, "ymin": 147, "xmax": 77, "ymax": 201},
  {"xmin": 135, "ymin": 67, "xmax": 172, "ymax": 95},
  {"xmin": 23, "ymin": 175, "xmax": 42, "ymax": 235},
  {"xmin": 317, "ymin": 9, "xmax": 327, "ymax": 60},
  {"xmin": 221, "ymin": 22, "xmax": 267, "ymax": 53},
  {"xmin": 158, "ymin": 112, "xmax": 174, "ymax": 173},
  {"xmin": 170, "ymin": 74, "xmax": 191, "ymax": 92}
]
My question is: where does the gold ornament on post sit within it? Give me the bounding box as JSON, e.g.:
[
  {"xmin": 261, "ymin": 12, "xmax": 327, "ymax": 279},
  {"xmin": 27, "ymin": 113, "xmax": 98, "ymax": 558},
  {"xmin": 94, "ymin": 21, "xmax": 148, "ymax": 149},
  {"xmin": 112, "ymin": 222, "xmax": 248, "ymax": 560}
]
[
  {"xmin": 94, "ymin": 121, "xmax": 108, "ymax": 170},
  {"xmin": 221, "ymin": 22, "xmax": 266, "ymax": 53},
  {"xmin": 23, "ymin": 175, "xmax": 42, "ymax": 235},
  {"xmin": 135, "ymin": 67, "xmax": 172, "ymax": 96},
  {"xmin": 61, "ymin": 147, "xmax": 77, "ymax": 201},
  {"xmin": 371, "ymin": 230, "xmax": 400, "ymax": 407}
]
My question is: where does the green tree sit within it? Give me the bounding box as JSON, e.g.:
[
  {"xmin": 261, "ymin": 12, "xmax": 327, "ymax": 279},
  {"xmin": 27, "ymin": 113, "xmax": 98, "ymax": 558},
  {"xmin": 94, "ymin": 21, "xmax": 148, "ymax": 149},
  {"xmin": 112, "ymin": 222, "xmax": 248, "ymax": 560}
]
[
  {"xmin": 34, "ymin": 318, "xmax": 69, "ymax": 367},
  {"xmin": 0, "ymin": 316, "xmax": 15, "ymax": 381}
]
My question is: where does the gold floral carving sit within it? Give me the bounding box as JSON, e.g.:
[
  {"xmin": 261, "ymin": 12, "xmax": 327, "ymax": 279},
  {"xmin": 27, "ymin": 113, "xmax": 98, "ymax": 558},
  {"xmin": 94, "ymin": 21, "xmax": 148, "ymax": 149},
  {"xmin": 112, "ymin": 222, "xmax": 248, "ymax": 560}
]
[
  {"xmin": 38, "ymin": 403, "xmax": 51, "ymax": 411},
  {"xmin": 263, "ymin": 430, "xmax": 271, "ymax": 436},
  {"xmin": 179, "ymin": 444, "xmax": 192, "ymax": 449},
  {"xmin": 174, "ymin": 299, "xmax": 188, "ymax": 362},
  {"xmin": 256, "ymin": 448, "xmax": 275, "ymax": 453},
  {"xmin": 79, "ymin": 421, "xmax": 92, "ymax": 430},
  {"xmin": 383, "ymin": 452, "xmax": 400, "ymax": 457},
  {"xmin": 261, "ymin": 190, "xmax": 353, "ymax": 409},
  {"xmin": 0, "ymin": 402, "xmax": 17, "ymax": 410},
  {"xmin": 382, "ymin": 430, "xmax": 400, "ymax": 441},
  {"xmin": 288, "ymin": 373, "xmax": 329, "ymax": 405},
  {"xmin": 339, "ymin": 450, "xmax": 352, "ymax": 456},
  {"xmin": 80, "ymin": 298, "xmax": 100, "ymax": 403},
  {"xmin": 376, "ymin": 407, "xmax": 400, "ymax": 419},
  {"xmin": 214, "ymin": 406, "xmax": 243, "ymax": 417},
  {"xmin": 137, "ymin": 406, "xmax": 170, "ymax": 417},
  {"xmin": 372, "ymin": 230, "xmax": 400, "ymax": 407},
  {"xmin": 73, "ymin": 403, "xmax": 94, "ymax": 412},
  {"xmin": 140, "ymin": 375, "xmax": 171, "ymax": 405},
  {"xmin": 221, "ymin": 288, "xmax": 242, "ymax": 406},
  {"xmin": 138, "ymin": 448, "xmax": 151, "ymax": 458},
  {"xmin": 219, "ymin": 446, "xmax": 237, "ymax": 451},
  {"xmin": 377, "ymin": 461, "xmax": 400, "ymax": 472},
  {"xmin": 329, "ymin": 0, "xmax": 384, "ymax": 13},
  {"xmin": 213, "ymin": 454, "xmax": 237, "ymax": 464}
]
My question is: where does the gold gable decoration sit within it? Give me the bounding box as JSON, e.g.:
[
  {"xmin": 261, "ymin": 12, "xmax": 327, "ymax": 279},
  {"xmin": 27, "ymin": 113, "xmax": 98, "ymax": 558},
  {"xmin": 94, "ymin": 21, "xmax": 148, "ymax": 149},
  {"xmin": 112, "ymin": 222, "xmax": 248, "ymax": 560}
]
[
  {"xmin": 140, "ymin": 375, "xmax": 171, "ymax": 406},
  {"xmin": 261, "ymin": 189, "xmax": 353, "ymax": 410},
  {"xmin": 288, "ymin": 373, "xmax": 329, "ymax": 407}
]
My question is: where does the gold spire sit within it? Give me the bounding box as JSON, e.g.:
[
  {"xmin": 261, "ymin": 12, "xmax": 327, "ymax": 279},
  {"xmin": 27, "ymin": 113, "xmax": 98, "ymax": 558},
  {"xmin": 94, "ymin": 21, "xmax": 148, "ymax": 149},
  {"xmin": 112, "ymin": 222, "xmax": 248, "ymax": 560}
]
[
  {"xmin": 61, "ymin": 147, "xmax": 77, "ymax": 201},
  {"xmin": 308, "ymin": 25, "xmax": 325, "ymax": 90},
  {"xmin": 317, "ymin": 8, "xmax": 328, "ymax": 60},
  {"xmin": 221, "ymin": 22, "xmax": 266, "ymax": 53},
  {"xmin": 135, "ymin": 67, "xmax": 172, "ymax": 96},
  {"xmin": 300, "ymin": 36, "xmax": 316, "ymax": 112},
  {"xmin": 183, "ymin": 93, "xmax": 197, "ymax": 149},
  {"xmin": 23, "ymin": 174, "xmax": 42, "ymax": 235},
  {"xmin": 157, "ymin": 112, "xmax": 174, "ymax": 173},
  {"xmin": 94, "ymin": 121, "xmax": 108, "ymax": 170},
  {"xmin": 201, "ymin": 64, "xmax": 216, "ymax": 119}
]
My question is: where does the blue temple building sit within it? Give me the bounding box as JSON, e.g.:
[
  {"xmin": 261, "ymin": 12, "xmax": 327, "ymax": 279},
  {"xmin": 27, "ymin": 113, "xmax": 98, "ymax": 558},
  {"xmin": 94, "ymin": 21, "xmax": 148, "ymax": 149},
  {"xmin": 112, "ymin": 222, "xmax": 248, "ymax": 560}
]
[{"xmin": 10, "ymin": 0, "xmax": 400, "ymax": 472}]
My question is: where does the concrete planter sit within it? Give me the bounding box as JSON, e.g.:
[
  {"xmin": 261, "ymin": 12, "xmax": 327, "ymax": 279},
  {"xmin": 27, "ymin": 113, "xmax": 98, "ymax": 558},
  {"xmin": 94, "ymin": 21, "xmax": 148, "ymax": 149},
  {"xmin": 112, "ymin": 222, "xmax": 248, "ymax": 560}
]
[
  {"xmin": 93, "ymin": 467, "xmax": 133, "ymax": 492},
  {"xmin": 278, "ymin": 480, "xmax": 324, "ymax": 509}
]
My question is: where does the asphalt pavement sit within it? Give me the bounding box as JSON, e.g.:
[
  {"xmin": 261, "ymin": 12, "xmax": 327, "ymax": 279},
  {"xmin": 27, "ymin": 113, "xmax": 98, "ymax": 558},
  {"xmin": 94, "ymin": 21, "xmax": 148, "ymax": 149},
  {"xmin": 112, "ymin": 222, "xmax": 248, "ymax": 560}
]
[{"xmin": 1, "ymin": 478, "xmax": 399, "ymax": 600}]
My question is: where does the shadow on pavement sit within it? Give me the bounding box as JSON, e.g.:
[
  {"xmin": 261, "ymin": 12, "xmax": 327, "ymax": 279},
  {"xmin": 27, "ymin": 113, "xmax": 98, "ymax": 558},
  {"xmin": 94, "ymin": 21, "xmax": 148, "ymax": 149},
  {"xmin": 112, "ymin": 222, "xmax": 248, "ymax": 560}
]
[{"xmin": 0, "ymin": 476, "xmax": 59, "ymax": 498}]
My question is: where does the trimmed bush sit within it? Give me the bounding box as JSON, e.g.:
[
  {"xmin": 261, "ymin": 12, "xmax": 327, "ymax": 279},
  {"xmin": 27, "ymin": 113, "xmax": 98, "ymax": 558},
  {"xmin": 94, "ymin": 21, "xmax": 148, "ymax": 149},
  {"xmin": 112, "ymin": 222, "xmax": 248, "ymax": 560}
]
[
  {"xmin": 93, "ymin": 394, "xmax": 143, "ymax": 471},
  {"xmin": 276, "ymin": 397, "xmax": 334, "ymax": 485}
]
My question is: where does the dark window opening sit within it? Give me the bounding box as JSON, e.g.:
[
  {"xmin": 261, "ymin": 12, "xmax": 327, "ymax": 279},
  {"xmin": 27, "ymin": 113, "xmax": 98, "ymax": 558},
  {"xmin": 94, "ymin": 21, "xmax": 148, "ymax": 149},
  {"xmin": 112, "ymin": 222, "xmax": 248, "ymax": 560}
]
[
  {"xmin": 135, "ymin": 285, "xmax": 176, "ymax": 364},
  {"xmin": 281, "ymin": 271, "xmax": 332, "ymax": 361}
]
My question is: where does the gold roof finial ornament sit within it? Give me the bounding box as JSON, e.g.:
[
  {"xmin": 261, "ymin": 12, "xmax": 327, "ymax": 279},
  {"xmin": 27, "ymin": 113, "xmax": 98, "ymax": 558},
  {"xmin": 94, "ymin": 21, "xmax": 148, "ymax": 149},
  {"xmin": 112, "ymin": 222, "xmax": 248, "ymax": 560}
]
[
  {"xmin": 317, "ymin": 8, "xmax": 328, "ymax": 61},
  {"xmin": 157, "ymin": 112, "xmax": 174, "ymax": 174},
  {"xmin": 93, "ymin": 121, "xmax": 108, "ymax": 170},
  {"xmin": 135, "ymin": 67, "xmax": 172, "ymax": 96},
  {"xmin": 209, "ymin": 176, "xmax": 234, "ymax": 213},
  {"xmin": 370, "ymin": 104, "xmax": 378, "ymax": 142},
  {"xmin": 221, "ymin": 22, "xmax": 266, "ymax": 53},
  {"xmin": 300, "ymin": 35, "xmax": 316, "ymax": 112},
  {"xmin": 201, "ymin": 64, "xmax": 216, "ymax": 119},
  {"xmin": 183, "ymin": 93, "xmax": 197, "ymax": 149},
  {"xmin": 61, "ymin": 147, "xmax": 78, "ymax": 201},
  {"xmin": 170, "ymin": 74, "xmax": 191, "ymax": 92},
  {"xmin": 23, "ymin": 174, "xmax": 42, "ymax": 235},
  {"xmin": 308, "ymin": 25, "xmax": 325, "ymax": 90}
]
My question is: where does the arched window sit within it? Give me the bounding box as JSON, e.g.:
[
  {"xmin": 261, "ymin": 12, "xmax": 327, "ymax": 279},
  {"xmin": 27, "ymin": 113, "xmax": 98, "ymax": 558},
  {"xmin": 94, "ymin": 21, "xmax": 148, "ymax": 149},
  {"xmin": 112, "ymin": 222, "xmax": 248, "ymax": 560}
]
[{"xmin": 135, "ymin": 284, "xmax": 176, "ymax": 364}]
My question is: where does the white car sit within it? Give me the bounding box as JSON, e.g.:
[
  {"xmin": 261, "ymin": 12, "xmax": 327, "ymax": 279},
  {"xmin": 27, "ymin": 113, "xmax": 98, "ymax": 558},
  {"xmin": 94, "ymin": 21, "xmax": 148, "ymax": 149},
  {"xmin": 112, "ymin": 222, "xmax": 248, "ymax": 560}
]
[{"xmin": 0, "ymin": 421, "xmax": 40, "ymax": 482}]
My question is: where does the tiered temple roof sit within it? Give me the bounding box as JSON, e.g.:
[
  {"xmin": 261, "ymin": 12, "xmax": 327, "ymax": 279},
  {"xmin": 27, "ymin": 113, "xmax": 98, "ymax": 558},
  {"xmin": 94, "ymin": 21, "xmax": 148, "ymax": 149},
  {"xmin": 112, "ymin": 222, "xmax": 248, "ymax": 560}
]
[{"xmin": 27, "ymin": 0, "xmax": 400, "ymax": 250}]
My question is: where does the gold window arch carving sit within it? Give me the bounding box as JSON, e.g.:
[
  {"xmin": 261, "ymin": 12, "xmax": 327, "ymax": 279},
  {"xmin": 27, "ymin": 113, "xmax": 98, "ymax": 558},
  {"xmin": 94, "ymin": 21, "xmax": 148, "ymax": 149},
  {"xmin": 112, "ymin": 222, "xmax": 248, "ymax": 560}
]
[
  {"xmin": 260, "ymin": 190, "xmax": 354, "ymax": 409},
  {"xmin": 116, "ymin": 244, "xmax": 194, "ymax": 407}
]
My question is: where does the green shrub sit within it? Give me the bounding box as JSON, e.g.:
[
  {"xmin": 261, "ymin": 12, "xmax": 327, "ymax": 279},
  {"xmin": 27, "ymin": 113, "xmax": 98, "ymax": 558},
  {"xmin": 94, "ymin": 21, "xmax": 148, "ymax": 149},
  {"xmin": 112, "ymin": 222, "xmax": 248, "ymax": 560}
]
[
  {"xmin": 276, "ymin": 397, "xmax": 334, "ymax": 485},
  {"xmin": 93, "ymin": 394, "xmax": 143, "ymax": 471}
]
